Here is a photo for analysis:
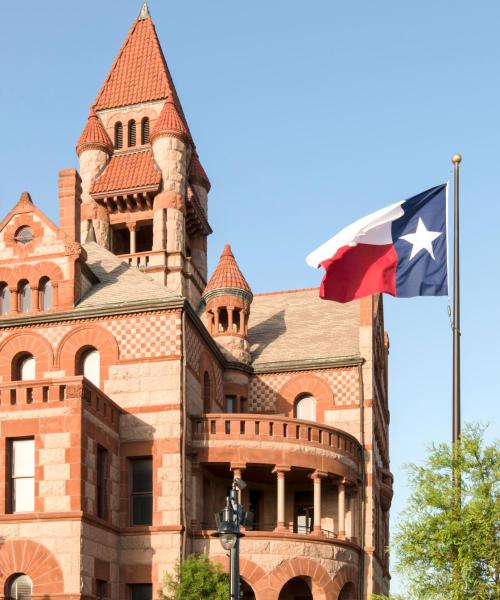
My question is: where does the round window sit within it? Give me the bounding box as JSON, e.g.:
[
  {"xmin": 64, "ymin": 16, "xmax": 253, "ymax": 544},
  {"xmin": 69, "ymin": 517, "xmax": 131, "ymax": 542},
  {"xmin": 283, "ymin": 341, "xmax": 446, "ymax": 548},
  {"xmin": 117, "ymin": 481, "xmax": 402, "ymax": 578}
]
[{"xmin": 14, "ymin": 227, "xmax": 33, "ymax": 245}]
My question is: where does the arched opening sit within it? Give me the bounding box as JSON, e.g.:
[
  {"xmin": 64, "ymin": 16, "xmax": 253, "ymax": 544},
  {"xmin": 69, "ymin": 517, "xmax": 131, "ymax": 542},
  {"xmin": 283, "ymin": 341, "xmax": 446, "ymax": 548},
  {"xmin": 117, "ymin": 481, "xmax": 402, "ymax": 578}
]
[
  {"xmin": 5, "ymin": 573, "xmax": 32, "ymax": 599},
  {"xmin": 18, "ymin": 280, "xmax": 31, "ymax": 313},
  {"xmin": 294, "ymin": 395, "xmax": 317, "ymax": 422},
  {"xmin": 114, "ymin": 122, "xmax": 123, "ymax": 149},
  {"xmin": 278, "ymin": 576, "xmax": 312, "ymax": 600},
  {"xmin": 77, "ymin": 347, "xmax": 100, "ymax": 388},
  {"xmin": 203, "ymin": 371, "xmax": 211, "ymax": 412},
  {"xmin": 241, "ymin": 579, "xmax": 256, "ymax": 600},
  {"xmin": 233, "ymin": 309, "xmax": 241, "ymax": 332},
  {"xmin": 128, "ymin": 120, "xmax": 136, "ymax": 147},
  {"xmin": 0, "ymin": 283, "xmax": 10, "ymax": 315},
  {"xmin": 141, "ymin": 117, "xmax": 150, "ymax": 144},
  {"xmin": 12, "ymin": 353, "xmax": 36, "ymax": 381},
  {"xmin": 339, "ymin": 582, "xmax": 356, "ymax": 600},
  {"xmin": 39, "ymin": 277, "xmax": 52, "ymax": 311},
  {"xmin": 218, "ymin": 308, "xmax": 228, "ymax": 332},
  {"xmin": 14, "ymin": 226, "xmax": 33, "ymax": 245}
]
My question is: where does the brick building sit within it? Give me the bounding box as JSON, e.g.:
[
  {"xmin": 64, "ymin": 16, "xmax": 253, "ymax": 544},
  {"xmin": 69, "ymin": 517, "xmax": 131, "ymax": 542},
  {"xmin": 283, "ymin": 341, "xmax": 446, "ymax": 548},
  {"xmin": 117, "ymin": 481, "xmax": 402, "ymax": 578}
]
[{"xmin": 0, "ymin": 5, "xmax": 392, "ymax": 599}]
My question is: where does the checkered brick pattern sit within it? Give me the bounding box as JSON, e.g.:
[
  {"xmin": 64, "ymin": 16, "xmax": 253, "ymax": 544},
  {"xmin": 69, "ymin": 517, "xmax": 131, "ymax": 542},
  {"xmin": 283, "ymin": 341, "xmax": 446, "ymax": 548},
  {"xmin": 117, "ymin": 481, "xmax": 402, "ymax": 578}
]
[
  {"xmin": 185, "ymin": 323, "xmax": 204, "ymax": 372},
  {"xmin": 106, "ymin": 312, "xmax": 181, "ymax": 359},
  {"xmin": 0, "ymin": 325, "xmax": 71, "ymax": 350},
  {"xmin": 249, "ymin": 367, "xmax": 359, "ymax": 412}
]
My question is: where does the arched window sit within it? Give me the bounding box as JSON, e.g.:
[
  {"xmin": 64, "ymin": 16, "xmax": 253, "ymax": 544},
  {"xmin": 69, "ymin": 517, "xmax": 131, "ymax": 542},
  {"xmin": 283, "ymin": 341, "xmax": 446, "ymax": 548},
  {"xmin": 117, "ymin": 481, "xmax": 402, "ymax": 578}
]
[
  {"xmin": 114, "ymin": 122, "xmax": 123, "ymax": 149},
  {"xmin": 128, "ymin": 120, "xmax": 136, "ymax": 147},
  {"xmin": 13, "ymin": 353, "xmax": 36, "ymax": 381},
  {"xmin": 77, "ymin": 347, "xmax": 100, "ymax": 387},
  {"xmin": 0, "ymin": 283, "xmax": 10, "ymax": 315},
  {"xmin": 203, "ymin": 371, "xmax": 211, "ymax": 413},
  {"xmin": 218, "ymin": 308, "xmax": 228, "ymax": 332},
  {"xmin": 39, "ymin": 277, "xmax": 52, "ymax": 311},
  {"xmin": 18, "ymin": 280, "xmax": 31, "ymax": 313},
  {"xmin": 141, "ymin": 117, "xmax": 150, "ymax": 144},
  {"xmin": 14, "ymin": 226, "xmax": 33, "ymax": 245},
  {"xmin": 6, "ymin": 573, "xmax": 32, "ymax": 599},
  {"xmin": 295, "ymin": 395, "xmax": 317, "ymax": 422}
]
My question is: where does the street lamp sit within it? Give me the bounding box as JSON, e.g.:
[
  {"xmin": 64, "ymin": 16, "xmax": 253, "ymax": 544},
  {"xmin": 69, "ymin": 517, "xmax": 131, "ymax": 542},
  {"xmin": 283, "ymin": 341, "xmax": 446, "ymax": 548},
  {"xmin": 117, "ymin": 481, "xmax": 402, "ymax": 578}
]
[{"xmin": 212, "ymin": 477, "xmax": 252, "ymax": 599}]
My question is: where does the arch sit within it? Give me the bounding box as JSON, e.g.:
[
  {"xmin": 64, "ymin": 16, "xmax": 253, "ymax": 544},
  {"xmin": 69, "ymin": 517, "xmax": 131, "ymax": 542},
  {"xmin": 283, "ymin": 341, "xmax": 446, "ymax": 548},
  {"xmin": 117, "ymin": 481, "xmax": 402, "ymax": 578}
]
[
  {"xmin": 262, "ymin": 557, "xmax": 337, "ymax": 600},
  {"xmin": 278, "ymin": 576, "xmax": 312, "ymax": 600},
  {"xmin": 199, "ymin": 351, "xmax": 219, "ymax": 411},
  {"xmin": 331, "ymin": 566, "xmax": 358, "ymax": 599},
  {"xmin": 0, "ymin": 332, "xmax": 54, "ymax": 381},
  {"xmin": 211, "ymin": 555, "xmax": 266, "ymax": 595},
  {"xmin": 114, "ymin": 121, "xmax": 123, "ymax": 149},
  {"xmin": 294, "ymin": 394, "xmax": 317, "ymax": 421},
  {"xmin": 18, "ymin": 279, "xmax": 31, "ymax": 313},
  {"xmin": 5, "ymin": 573, "xmax": 32, "ymax": 599},
  {"xmin": 0, "ymin": 539, "xmax": 64, "ymax": 596},
  {"xmin": 56, "ymin": 325, "xmax": 119, "ymax": 383},
  {"xmin": 0, "ymin": 282, "xmax": 10, "ymax": 315},
  {"xmin": 12, "ymin": 352, "xmax": 36, "ymax": 381},
  {"xmin": 76, "ymin": 346, "xmax": 100, "ymax": 388},
  {"xmin": 276, "ymin": 374, "xmax": 334, "ymax": 420},
  {"xmin": 39, "ymin": 277, "xmax": 52, "ymax": 311}
]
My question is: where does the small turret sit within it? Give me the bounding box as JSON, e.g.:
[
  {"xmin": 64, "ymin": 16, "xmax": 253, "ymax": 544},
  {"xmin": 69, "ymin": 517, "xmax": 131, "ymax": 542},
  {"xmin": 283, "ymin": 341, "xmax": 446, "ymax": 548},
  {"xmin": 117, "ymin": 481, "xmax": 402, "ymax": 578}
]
[
  {"xmin": 76, "ymin": 108, "xmax": 112, "ymax": 247},
  {"xmin": 202, "ymin": 245, "xmax": 253, "ymax": 364}
]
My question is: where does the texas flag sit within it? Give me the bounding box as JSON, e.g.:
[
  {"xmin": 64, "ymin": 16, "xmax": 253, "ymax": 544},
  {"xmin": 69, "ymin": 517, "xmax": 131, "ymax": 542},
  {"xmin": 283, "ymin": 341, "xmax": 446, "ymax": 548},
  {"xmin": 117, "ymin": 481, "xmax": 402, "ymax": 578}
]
[{"xmin": 306, "ymin": 184, "xmax": 448, "ymax": 303}]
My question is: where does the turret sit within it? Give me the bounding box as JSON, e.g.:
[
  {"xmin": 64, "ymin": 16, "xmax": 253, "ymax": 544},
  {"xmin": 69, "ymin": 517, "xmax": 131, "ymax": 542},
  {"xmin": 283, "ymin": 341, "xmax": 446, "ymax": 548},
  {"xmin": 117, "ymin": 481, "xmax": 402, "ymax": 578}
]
[
  {"xmin": 202, "ymin": 245, "xmax": 253, "ymax": 364},
  {"xmin": 76, "ymin": 108, "xmax": 112, "ymax": 247}
]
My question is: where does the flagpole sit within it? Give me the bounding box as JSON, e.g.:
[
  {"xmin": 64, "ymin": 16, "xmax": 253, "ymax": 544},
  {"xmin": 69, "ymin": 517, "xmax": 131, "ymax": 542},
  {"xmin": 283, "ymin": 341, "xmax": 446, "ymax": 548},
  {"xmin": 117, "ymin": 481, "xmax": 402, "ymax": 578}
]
[{"xmin": 452, "ymin": 153, "xmax": 461, "ymax": 446}]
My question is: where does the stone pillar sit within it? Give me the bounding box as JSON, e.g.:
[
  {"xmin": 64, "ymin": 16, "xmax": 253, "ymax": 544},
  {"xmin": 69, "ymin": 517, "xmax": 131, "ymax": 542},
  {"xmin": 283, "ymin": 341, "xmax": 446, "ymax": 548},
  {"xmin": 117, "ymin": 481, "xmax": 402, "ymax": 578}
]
[
  {"xmin": 311, "ymin": 470, "xmax": 327, "ymax": 534},
  {"xmin": 273, "ymin": 465, "xmax": 290, "ymax": 531},
  {"xmin": 127, "ymin": 223, "xmax": 137, "ymax": 254},
  {"xmin": 231, "ymin": 462, "xmax": 247, "ymax": 512},
  {"xmin": 30, "ymin": 285, "xmax": 38, "ymax": 312},
  {"xmin": 338, "ymin": 479, "xmax": 346, "ymax": 538},
  {"xmin": 191, "ymin": 464, "xmax": 201, "ymax": 530}
]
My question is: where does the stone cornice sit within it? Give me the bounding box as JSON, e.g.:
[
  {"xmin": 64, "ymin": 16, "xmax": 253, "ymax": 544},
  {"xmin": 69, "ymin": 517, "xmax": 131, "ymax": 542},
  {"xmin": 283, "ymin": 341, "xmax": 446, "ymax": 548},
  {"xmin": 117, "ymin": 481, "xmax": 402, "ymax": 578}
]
[{"xmin": 252, "ymin": 355, "xmax": 364, "ymax": 374}]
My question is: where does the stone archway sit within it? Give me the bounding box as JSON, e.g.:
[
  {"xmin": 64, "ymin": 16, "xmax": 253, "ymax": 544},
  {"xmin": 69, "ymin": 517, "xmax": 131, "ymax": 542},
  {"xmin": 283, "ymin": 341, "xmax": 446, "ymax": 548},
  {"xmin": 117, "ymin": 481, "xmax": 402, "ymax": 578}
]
[
  {"xmin": 278, "ymin": 576, "xmax": 313, "ymax": 600},
  {"xmin": 339, "ymin": 581, "xmax": 356, "ymax": 600}
]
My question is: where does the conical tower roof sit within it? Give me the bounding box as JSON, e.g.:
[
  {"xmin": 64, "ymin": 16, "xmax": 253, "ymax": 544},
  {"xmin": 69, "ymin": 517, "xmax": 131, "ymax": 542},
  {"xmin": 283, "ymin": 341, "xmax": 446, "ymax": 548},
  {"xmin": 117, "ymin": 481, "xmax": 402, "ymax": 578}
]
[
  {"xmin": 189, "ymin": 152, "xmax": 211, "ymax": 191},
  {"xmin": 150, "ymin": 99, "xmax": 189, "ymax": 143},
  {"xmin": 76, "ymin": 108, "xmax": 113, "ymax": 156},
  {"xmin": 203, "ymin": 244, "xmax": 252, "ymax": 302}
]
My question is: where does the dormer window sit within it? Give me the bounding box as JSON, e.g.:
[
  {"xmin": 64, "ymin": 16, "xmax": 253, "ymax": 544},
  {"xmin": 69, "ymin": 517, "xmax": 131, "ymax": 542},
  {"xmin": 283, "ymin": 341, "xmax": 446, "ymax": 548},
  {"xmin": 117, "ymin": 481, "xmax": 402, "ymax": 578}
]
[
  {"xmin": 128, "ymin": 120, "xmax": 136, "ymax": 147},
  {"xmin": 115, "ymin": 122, "xmax": 123, "ymax": 149},
  {"xmin": 14, "ymin": 226, "xmax": 33, "ymax": 245},
  {"xmin": 141, "ymin": 117, "xmax": 150, "ymax": 144}
]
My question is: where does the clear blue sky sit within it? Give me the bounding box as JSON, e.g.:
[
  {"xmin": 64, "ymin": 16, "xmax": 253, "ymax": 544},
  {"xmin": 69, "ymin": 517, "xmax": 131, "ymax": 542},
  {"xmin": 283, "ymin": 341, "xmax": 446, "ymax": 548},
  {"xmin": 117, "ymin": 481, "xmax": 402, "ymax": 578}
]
[{"xmin": 1, "ymin": 1, "xmax": 498, "ymax": 593}]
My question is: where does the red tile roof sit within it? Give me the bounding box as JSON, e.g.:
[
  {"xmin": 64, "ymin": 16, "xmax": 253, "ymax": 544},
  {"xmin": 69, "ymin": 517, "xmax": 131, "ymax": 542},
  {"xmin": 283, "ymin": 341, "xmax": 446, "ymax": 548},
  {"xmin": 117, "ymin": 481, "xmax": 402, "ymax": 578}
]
[
  {"xmin": 189, "ymin": 152, "xmax": 211, "ymax": 191},
  {"xmin": 93, "ymin": 14, "xmax": 186, "ymax": 118},
  {"xmin": 91, "ymin": 150, "xmax": 161, "ymax": 195},
  {"xmin": 76, "ymin": 108, "xmax": 113, "ymax": 156},
  {"xmin": 205, "ymin": 244, "xmax": 252, "ymax": 295},
  {"xmin": 150, "ymin": 99, "xmax": 189, "ymax": 143}
]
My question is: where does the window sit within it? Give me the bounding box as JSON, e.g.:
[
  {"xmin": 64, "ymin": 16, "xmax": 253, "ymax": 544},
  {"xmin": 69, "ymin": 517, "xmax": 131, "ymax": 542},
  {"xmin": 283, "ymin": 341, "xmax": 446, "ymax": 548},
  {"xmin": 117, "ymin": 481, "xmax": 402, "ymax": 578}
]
[
  {"xmin": 233, "ymin": 309, "xmax": 241, "ymax": 332},
  {"xmin": 77, "ymin": 348, "xmax": 100, "ymax": 388},
  {"xmin": 128, "ymin": 584, "xmax": 152, "ymax": 600},
  {"xmin": 225, "ymin": 395, "xmax": 236, "ymax": 413},
  {"xmin": 39, "ymin": 277, "xmax": 52, "ymax": 311},
  {"xmin": 14, "ymin": 226, "xmax": 33, "ymax": 245},
  {"xmin": 0, "ymin": 283, "xmax": 10, "ymax": 315},
  {"xmin": 18, "ymin": 280, "xmax": 31, "ymax": 313},
  {"xmin": 130, "ymin": 457, "xmax": 153, "ymax": 526},
  {"xmin": 203, "ymin": 372, "xmax": 211, "ymax": 413},
  {"xmin": 96, "ymin": 446, "xmax": 108, "ymax": 519},
  {"xmin": 96, "ymin": 579, "xmax": 107, "ymax": 599},
  {"xmin": 13, "ymin": 353, "xmax": 36, "ymax": 381},
  {"xmin": 295, "ymin": 395, "xmax": 317, "ymax": 421},
  {"xmin": 218, "ymin": 308, "xmax": 228, "ymax": 332},
  {"xmin": 6, "ymin": 574, "xmax": 32, "ymax": 599},
  {"xmin": 128, "ymin": 120, "xmax": 136, "ymax": 147},
  {"xmin": 114, "ymin": 122, "xmax": 123, "ymax": 149},
  {"xmin": 141, "ymin": 117, "xmax": 150, "ymax": 144},
  {"xmin": 10, "ymin": 439, "xmax": 35, "ymax": 513}
]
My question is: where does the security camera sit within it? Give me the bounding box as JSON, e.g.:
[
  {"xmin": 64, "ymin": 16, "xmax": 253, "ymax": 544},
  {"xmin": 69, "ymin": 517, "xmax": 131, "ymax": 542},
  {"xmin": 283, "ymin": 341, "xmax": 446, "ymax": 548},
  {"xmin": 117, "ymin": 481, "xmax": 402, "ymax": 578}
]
[{"xmin": 233, "ymin": 477, "xmax": 247, "ymax": 490}]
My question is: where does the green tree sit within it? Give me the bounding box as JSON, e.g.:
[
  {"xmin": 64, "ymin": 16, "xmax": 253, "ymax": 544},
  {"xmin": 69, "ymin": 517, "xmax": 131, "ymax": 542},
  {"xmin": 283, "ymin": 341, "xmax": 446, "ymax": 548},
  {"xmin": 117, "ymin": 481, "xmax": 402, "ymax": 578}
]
[
  {"xmin": 377, "ymin": 424, "xmax": 499, "ymax": 600},
  {"xmin": 159, "ymin": 554, "xmax": 229, "ymax": 600}
]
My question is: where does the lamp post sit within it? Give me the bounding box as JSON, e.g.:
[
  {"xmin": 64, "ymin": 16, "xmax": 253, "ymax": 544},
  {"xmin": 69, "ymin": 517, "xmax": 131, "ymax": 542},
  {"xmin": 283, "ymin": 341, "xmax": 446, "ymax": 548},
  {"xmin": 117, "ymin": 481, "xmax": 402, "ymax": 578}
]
[{"xmin": 212, "ymin": 477, "xmax": 250, "ymax": 600}]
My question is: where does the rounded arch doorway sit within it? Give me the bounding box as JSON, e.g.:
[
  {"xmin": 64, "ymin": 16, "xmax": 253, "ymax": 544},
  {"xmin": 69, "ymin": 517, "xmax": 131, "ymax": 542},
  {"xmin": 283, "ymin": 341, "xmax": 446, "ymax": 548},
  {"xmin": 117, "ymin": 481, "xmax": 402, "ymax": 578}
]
[
  {"xmin": 339, "ymin": 582, "xmax": 356, "ymax": 600},
  {"xmin": 241, "ymin": 579, "xmax": 256, "ymax": 600},
  {"xmin": 278, "ymin": 576, "xmax": 312, "ymax": 600}
]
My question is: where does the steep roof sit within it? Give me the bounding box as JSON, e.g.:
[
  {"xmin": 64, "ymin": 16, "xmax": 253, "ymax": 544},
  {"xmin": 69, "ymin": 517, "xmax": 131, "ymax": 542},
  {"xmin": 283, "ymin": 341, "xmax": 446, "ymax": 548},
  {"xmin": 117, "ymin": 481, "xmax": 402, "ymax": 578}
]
[
  {"xmin": 91, "ymin": 150, "xmax": 161, "ymax": 195},
  {"xmin": 76, "ymin": 108, "xmax": 113, "ymax": 156},
  {"xmin": 78, "ymin": 242, "xmax": 180, "ymax": 309},
  {"xmin": 248, "ymin": 289, "xmax": 360, "ymax": 367},
  {"xmin": 150, "ymin": 99, "xmax": 189, "ymax": 143},
  {"xmin": 189, "ymin": 152, "xmax": 211, "ymax": 191},
  {"xmin": 93, "ymin": 11, "xmax": 186, "ymax": 118},
  {"xmin": 204, "ymin": 244, "xmax": 252, "ymax": 296}
]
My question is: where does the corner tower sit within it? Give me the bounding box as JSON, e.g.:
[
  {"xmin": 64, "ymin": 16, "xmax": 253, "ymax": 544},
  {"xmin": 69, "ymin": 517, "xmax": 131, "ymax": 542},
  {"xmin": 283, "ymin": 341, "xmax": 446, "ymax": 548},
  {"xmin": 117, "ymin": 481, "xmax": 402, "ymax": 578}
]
[{"xmin": 75, "ymin": 3, "xmax": 211, "ymax": 307}]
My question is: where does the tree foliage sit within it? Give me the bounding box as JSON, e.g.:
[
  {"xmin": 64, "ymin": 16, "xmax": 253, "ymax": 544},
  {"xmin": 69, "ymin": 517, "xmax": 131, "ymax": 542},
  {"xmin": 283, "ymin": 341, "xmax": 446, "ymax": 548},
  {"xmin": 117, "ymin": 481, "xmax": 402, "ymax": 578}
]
[
  {"xmin": 383, "ymin": 424, "xmax": 499, "ymax": 600},
  {"xmin": 159, "ymin": 554, "xmax": 229, "ymax": 600}
]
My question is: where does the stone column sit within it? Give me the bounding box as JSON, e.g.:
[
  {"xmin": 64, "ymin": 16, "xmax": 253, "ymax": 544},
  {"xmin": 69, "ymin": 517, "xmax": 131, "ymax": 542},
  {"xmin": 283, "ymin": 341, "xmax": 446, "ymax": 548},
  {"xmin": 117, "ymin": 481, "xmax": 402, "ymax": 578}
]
[
  {"xmin": 10, "ymin": 287, "xmax": 18, "ymax": 314},
  {"xmin": 311, "ymin": 470, "xmax": 327, "ymax": 534},
  {"xmin": 231, "ymin": 462, "xmax": 247, "ymax": 513},
  {"xmin": 338, "ymin": 479, "xmax": 346, "ymax": 538},
  {"xmin": 127, "ymin": 223, "xmax": 137, "ymax": 254},
  {"xmin": 30, "ymin": 285, "xmax": 38, "ymax": 312},
  {"xmin": 273, "ymin": 465, "xmax": 290, "ymax": 531}
]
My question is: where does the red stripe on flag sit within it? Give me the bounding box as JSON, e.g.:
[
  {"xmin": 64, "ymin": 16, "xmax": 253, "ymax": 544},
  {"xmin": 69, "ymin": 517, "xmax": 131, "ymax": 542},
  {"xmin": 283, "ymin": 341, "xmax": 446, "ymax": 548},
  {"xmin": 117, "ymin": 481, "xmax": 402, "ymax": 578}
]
[{"xmin": 319, "ymin": 243, "xmax": 398, "ymax": 303}]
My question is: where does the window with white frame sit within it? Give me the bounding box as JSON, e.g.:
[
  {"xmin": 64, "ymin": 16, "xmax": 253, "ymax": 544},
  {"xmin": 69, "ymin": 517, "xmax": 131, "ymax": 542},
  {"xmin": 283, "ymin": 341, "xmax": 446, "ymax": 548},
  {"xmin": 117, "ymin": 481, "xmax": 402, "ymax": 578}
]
[
  {"xmin": 295, "ymin": 395, "xmax": 317, "ymax": 422},
  {"xmin": 10, "ymin": 438, "xmax": 35, "ymax": 513}
]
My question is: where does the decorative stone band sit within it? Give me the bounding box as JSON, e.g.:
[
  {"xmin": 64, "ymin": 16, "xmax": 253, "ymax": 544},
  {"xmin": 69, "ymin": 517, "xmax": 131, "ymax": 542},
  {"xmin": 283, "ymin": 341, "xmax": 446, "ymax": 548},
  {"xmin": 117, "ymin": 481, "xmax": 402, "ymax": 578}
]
[
  {"xmin": 150, "ymin": 127, "xmax": 190, "ymax": 145},
  {"xmin": 76, "ymin": 140, "xmax": 113, "ymax": 157},
  {"xmin": 201, "ymin": 286, "xmax": 253, "ymax": 305}
]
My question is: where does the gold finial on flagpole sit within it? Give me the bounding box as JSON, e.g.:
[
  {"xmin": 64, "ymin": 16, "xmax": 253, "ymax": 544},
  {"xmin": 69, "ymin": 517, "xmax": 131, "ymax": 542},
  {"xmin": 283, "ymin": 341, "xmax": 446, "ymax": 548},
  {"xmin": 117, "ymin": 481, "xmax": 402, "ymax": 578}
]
[{"xmin": 452, "ymin": 153, "xmax": 462, "ymax": 164}]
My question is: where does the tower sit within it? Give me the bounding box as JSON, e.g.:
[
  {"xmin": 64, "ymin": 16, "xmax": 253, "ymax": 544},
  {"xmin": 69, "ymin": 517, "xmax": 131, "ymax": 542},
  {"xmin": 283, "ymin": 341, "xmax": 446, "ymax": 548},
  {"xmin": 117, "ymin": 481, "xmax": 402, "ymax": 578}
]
[
  {"xmin": 202, "ymin": 244, "xmax": 253, "ymax": 364},
  {"xmin": 74, "ymin": 4, "xmax": 211, "ymax": 306}
]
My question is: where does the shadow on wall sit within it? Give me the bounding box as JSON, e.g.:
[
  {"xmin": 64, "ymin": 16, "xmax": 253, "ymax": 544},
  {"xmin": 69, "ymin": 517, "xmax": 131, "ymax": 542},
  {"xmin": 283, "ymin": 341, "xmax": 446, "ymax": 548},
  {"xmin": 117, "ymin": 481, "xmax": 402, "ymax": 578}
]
[{"xmin": 249, "ymin": 309, "xmax": 286, "ymax": 362}]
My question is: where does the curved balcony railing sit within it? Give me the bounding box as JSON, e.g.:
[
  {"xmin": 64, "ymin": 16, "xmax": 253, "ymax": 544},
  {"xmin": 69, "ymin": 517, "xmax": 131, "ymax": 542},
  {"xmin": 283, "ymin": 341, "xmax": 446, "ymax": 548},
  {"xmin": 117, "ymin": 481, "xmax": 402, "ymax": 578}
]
[{"xmin": 190, "ymin": 413, "xmax": 362, "ymax": 477}]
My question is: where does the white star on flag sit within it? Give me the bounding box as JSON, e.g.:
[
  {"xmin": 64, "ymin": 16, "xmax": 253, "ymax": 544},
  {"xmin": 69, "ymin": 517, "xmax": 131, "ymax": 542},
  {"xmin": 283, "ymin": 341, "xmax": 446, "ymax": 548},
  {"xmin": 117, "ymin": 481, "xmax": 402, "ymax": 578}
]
[{"xmin": 399, "ymin": 217, "xmax": 443, "ymax": 261}]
